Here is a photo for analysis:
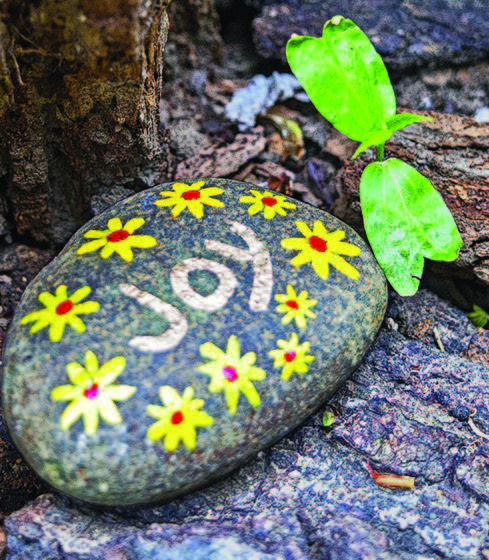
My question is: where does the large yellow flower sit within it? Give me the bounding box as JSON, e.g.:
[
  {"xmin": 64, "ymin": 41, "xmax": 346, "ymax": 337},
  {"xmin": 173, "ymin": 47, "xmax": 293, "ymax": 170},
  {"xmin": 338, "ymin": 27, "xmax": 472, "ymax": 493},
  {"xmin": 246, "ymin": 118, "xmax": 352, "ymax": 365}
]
[
  {"xmin": 154, "ymin": 181, "xmax": 224, "ymax": 219},
  {"xmin": 239, "ymin": 189, "xmax": 296, "ymax": 219},
  {"xmin": 51, "ymin": 351, "xmax": 136, "ymax": 436},
  {"xmin": 197, "ymin": 335, "xmax": 266, "ymax": 415},
  {"xmin": 20, "ymin": 285, "xmax": 100, "ymax": 342},
  {"xmin": 146, "ymin": 386, "xmax": 214, "ymax": 452},
  {"xmin": 281, "ymin": 220, "xmax": 361, "ymax": 280},
  {"xmin": 275, "ymin": 284, "xmax": 317, "ymax": 329},
  {"xmin": 77, "ymin": 217, "xmax": 156, "ymax": 262}
]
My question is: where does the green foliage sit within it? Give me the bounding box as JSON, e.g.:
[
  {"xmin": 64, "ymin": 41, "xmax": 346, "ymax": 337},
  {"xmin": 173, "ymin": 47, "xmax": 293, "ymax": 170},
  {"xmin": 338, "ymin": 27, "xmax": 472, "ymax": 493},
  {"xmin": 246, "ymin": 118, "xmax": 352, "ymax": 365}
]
[
  {"xmin": 360, "ymin": 159, "xmax": 462, "ymax": 295},
  {"xmin": 322, "ymin": 410, "xmax": 335, "ymax": 427},
  {"xmin": 467, "ymin": 305, "xmax": 489, "ymax": 328},
  {"xmin": 352, "ymin": 113, "xmax": 434, "ymax": 159},
  {"xmin": 286, "ymin": 15, "xmax": 463, "ymax": 296},
  {"xmin": 286, "ymin": 16, "xmax": 396, "ymax": 142}
]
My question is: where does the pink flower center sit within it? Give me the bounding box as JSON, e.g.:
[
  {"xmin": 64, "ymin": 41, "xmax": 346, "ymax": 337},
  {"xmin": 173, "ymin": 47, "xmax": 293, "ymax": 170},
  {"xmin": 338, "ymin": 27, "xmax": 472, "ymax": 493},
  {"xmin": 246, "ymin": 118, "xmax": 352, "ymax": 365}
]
[
  {"xmin": 83, "ymin": 383, "xmax": 99, "ymax": 400},
  {"xmin": 171, "ymin": 411, "xmax": 184, "ymax": 425},
  {"xmin": 182, "ymin": 190, "xmax": 201, "ymax": 200},
  {"xmin": 262, "ymin": 197, "xmax": 277, "ymax": 207},
  {"xmin": 107, "ymin": 229, "xmax": 130, "ymax": 243},
  {"xmin": 222, "ymin": 366, "xmax": 238, "ymax": 382},
  {"xmin": 286, "ymin": 300, "xmax": 299, "ymax": 309},
  {"xmin": 56, "ymin": 300, "xmax": 74, "ymax": 315},
  {"xmin": 284, "ymin": 351, "xmax": 297, "ymax": 363},
  {"xmin": 308, "ymin": 235, "xmax": 327, "ymax": 252}
]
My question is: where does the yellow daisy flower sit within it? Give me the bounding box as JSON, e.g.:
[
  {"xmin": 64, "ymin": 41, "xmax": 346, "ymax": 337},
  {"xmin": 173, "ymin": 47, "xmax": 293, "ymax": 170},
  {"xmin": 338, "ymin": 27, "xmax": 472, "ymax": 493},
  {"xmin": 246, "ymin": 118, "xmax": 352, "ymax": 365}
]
[
  {"xmin": 281, "ymin": 220, "xmax": 361, "ymax": 280},
  {"xmin": 269, "ymin": 333, "xmax": 315, "ymax": 381},
  {"xmin": 146, "ymin": 386, "xmax": 214, "ymax": 452},
  {"xmin": 154, "ymin": 181, "xmax": 224, "ymax": 219},
  {"xmin": 197, "ymin": 335, "xmax": 266, "ymax": 415},
  {"xmin": 77, "ymin": 217, "xmax": 156, "ymax": 262},
  {"xmin": 239, "ymin": 189, "xmax": 296, "ymax": 219},
  {"xmin": 275, "ymin": 284, "xmax": 317, "ymax": 329},
  {"xmin": 20, "ymin": 285, "xmax": 100, "ymax": 343},
  {"xmin": 51, "ymin": 351, "xmax": 136, "ymax": 436}
]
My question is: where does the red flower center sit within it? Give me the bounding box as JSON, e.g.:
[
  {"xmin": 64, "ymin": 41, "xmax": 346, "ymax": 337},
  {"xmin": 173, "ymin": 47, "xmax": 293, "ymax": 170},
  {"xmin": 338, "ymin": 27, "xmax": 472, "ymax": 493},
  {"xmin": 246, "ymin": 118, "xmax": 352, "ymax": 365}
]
[
  {"xmin": 171, "ymin": 410, "xmax": 184, "ymax": 425},
  {"xmin": 308, "ymin": 235, "xmax": 327, "ymax": 252},
  {"xmin": 56, "ymin": 300, "xmax": 74, "ymax": 315},
  {"xmin": 83, "ymin": 383, "xmax": 99, "ymax": 400},
  {"xmin": 286, "ymin": 300, "xmax": 299, "ymax": 309},
  {"xmin": 182, "ymin": 190, "xmax": 201, "ymax": 200},
  {"xmin": 284, "ymin": 351, "xmax": 297, "ymax": 363},
  {"xmin": 107, "ymin": 229, "xmax": 130, "ymax": 243},
  {"xmin": 222, "ymin": 366, "xmax": 238, "ymax": 382},
  {"xmin": 262, "ymin": 197, "xmax": 277, "ymax": 207}
]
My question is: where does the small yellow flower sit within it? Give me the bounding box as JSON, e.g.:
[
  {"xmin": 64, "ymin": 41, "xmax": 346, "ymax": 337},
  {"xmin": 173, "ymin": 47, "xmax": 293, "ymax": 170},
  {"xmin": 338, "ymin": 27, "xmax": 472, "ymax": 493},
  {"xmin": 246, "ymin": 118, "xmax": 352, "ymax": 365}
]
[
  {"xmin": 281, "ymin": 220, "xmax": 361, "ymax": 280},
  {"xmin": 269, "ymin": 333, "xmax": 315, "ymax": 381},
  {"xmin": 239, "ymin": 189, "xmax": 296, "ymax": 219},
  {"xmin": 77, "ymin": 217, "xmax": 156, "ymax": 262},
  {"xmin": 275, "ymin": 284, "xmax": 317, "ymax": 329},
  {"xmin": 197, "ymin": 335, "xmax": 266, "ymax": 415},
  {"xmin": 146, "ymin": 386, "xmax": 214, "ymax": 452},
  {"xmin": 154, "ymin": 181, "xmax": 224, "ymax": 219},
  {"xmin": 20, "ymin": 285, "xmax": 100, "ymax": 342},
  {"xmin": 51, "ymin": 351, "xmax": 136, "ymax": 436}
]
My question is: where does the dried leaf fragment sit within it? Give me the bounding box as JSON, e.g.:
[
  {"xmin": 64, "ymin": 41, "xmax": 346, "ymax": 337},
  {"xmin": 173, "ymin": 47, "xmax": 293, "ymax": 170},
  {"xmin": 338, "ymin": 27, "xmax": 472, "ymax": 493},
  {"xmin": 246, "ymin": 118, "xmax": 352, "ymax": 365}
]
[
  {"xmin": 367, "ymin": 462, "xmax": 415, "ymax": 490},
  {"xmin": 260, "ymin": 113, "xmax": 304, "ymax": 160},
  {"xmin": 268, "ymin": 172, "xmax": 292, "ymax": 195},
  {"xmin": 468, "ymin": 408, "xmax": 489, "ymax": 440}
]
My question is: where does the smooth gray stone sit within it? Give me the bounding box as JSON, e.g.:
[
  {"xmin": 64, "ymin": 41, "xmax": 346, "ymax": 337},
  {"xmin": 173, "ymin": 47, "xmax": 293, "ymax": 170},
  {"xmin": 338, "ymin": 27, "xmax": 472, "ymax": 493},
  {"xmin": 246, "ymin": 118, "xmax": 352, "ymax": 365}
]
[
  {"xmin": 4, "ymin": 289, "xmax": 489, "ymax": 560},
  {"xmin": 2, "ymin": 178, "xmax": 386, "ymax": 506}
]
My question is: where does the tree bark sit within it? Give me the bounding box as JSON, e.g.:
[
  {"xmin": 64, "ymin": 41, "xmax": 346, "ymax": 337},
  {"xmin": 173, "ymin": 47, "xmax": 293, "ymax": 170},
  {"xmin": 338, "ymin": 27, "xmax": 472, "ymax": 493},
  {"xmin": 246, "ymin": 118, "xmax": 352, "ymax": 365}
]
[{"xmin": 0, "ymin": 0, "xmax": 174, "ymax": 246}]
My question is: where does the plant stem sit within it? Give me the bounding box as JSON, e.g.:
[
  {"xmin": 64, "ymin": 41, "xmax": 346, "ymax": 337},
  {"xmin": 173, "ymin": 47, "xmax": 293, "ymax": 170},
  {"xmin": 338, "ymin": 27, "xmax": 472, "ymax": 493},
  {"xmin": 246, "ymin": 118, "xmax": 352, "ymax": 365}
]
[{"xmin": 376, "ymin": 144, "xmax": 385, "ymax": 162}]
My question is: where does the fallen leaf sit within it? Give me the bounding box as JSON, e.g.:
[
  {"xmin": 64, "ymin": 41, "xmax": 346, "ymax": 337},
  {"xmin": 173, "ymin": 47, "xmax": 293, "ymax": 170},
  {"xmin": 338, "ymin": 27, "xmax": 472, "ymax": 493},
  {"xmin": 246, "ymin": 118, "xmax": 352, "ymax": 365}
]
[
  {"xmin": 367, "ymin": 462, "xmax": 415, "ymax": 489},
  {"xmin": 268, "ymin": 172, "xmax": 292, "ymax": 195},
  {"xmin": 176, "ymin": 128, "xmax": 266, "ymax": 178},
  {"xmin": 468, "ymin": 408, "xmax": 489, "ymax": 440}
]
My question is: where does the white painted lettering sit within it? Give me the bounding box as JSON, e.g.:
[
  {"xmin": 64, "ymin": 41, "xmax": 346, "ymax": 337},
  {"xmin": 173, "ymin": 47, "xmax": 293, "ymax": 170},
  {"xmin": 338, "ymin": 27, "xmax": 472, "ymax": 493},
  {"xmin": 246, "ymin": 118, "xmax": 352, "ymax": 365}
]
[
  {"xmin": 205, "ymin": 221, "xmax": 273, "ymax": 311},
  {"xmin": 170, "ymin": 258, "xmax": 237, "ymax": 312},
  {"xmin": 119, "ymin": 283, "xmax": 188, "ymax": 353}
]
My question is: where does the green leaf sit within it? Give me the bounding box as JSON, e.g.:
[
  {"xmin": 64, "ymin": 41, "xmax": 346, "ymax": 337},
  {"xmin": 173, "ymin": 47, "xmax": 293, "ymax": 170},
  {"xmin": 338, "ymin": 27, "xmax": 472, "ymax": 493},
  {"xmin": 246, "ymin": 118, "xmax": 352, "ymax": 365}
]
[
  {"xmin": 385, "ymin": 112, "xmax": 434, "ymax": 132},
  {"xmin": 286, "ymin": 15, "xmax": 396, "ymax": 142},
  {"xmin": 322, "ymin": 410, "xmax": 335, "ymax": 427},
  {"xmin": 352, "ymin": 127, "xmax": 392, "ymax": 159},
  {"xmin": 467, "ymin": 305, "xmax": 489, "ymax": 328},
  {"xmin": 360, "ymin": 159, "xmax": 463, "ymax": 296},
  {"xmin": 352, "ymin": 113, "xmax": 435, "ymax": 159}
]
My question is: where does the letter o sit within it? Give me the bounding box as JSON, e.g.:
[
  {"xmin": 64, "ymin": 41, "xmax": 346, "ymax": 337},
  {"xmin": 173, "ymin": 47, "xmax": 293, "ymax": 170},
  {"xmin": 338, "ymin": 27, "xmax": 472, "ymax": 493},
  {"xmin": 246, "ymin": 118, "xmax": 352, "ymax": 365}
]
[{"xmin": 170, "ymin": 258, "xmax": 238, "ymax": 312}]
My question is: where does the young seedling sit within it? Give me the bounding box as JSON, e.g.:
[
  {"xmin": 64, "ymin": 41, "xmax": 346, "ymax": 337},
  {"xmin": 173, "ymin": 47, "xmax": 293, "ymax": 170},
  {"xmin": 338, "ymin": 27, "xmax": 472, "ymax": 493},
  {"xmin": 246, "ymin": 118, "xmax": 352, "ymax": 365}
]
[{"xmin": 286, "ymin": 15, "xmax": 463, "ymax": 296}]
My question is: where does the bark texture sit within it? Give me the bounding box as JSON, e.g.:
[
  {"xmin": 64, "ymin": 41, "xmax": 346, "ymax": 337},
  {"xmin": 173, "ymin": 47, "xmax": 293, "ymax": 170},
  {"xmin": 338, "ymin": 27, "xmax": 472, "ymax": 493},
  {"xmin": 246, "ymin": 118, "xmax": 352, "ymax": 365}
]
[
  {"xmin": 165, "ymin": 0, "xmax": 222, "ymax": 80},
  {"xmin": 252, "ymin": 0, "xmax": 489, "ymax": 72},
  {"xmin": 0, "ymin": 0, "xmax": 173, "ymax": 246},
  {"xmin": 333, "ymin": 110, "xmax": 489, "ymax": 293}
]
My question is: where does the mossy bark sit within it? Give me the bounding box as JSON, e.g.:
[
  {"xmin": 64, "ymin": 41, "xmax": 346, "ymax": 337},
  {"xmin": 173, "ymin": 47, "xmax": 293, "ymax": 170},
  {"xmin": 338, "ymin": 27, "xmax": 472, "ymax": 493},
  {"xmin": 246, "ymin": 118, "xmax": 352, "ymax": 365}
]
[{"xmin": 0, "ymin": 0, "xmax": 173, "ymax": 246}]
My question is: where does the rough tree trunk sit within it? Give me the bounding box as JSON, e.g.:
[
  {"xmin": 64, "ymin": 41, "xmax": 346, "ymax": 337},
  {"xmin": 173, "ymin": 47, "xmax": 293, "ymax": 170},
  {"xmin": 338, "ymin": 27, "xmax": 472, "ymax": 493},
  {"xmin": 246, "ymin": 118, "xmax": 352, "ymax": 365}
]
[
  {"xmin": 0, "ymin": 0, "xmax": 223, "ymax": 514},
  {"xmin": 0, "ymin": 0, "xmax": 220, "ymax": 248}
]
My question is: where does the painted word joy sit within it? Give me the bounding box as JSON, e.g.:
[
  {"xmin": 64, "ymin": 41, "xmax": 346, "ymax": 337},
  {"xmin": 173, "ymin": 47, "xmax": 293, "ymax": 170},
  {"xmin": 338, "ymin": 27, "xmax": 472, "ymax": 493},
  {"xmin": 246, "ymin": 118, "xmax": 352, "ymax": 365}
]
[{"xmin": 119, "ymin": 221, "xmax": 273, "ymax": 353}]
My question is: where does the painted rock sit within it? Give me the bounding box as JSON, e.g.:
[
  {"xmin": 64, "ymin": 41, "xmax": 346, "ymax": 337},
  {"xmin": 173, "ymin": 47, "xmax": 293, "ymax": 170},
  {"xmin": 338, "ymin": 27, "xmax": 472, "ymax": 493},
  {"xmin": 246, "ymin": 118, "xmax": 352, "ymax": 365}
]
[{"xmin": 2, "ymin": 178, "xmax": 387, "ymax": 506}]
